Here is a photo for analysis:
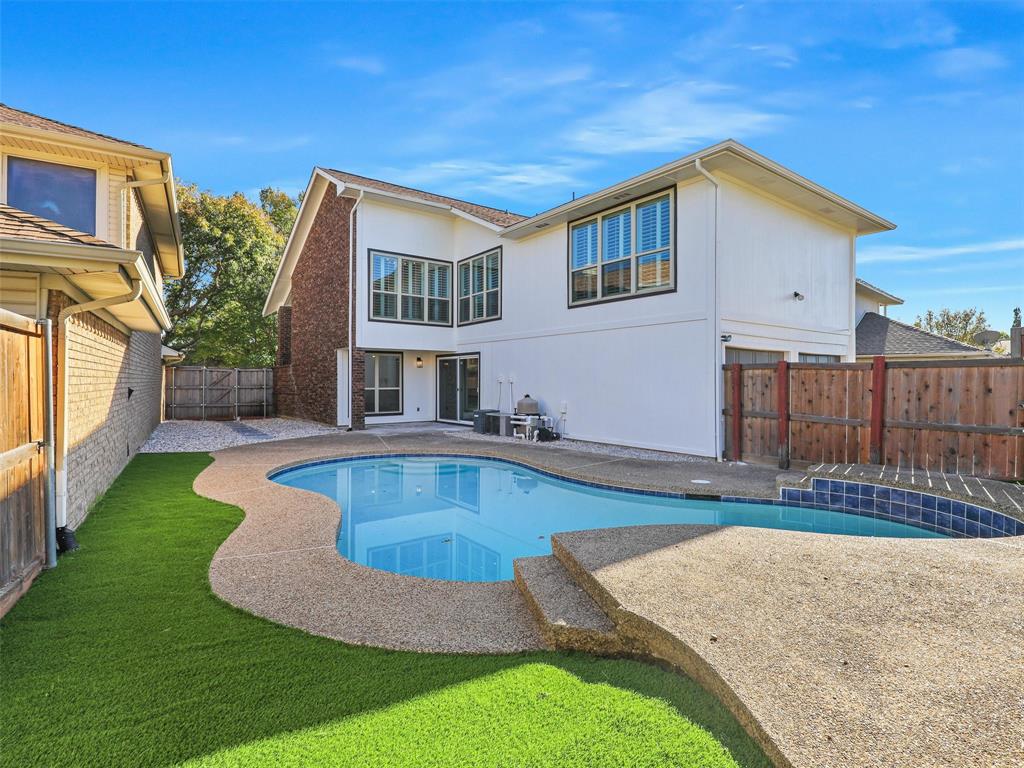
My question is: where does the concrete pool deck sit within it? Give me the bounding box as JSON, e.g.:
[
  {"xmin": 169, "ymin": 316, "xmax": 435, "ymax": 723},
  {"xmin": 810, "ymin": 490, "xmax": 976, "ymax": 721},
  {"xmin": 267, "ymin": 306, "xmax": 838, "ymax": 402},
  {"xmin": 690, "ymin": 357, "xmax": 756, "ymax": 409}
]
[{"xmin": 193, "ymin": 428, "xmax": 1024, "ymax": 767}]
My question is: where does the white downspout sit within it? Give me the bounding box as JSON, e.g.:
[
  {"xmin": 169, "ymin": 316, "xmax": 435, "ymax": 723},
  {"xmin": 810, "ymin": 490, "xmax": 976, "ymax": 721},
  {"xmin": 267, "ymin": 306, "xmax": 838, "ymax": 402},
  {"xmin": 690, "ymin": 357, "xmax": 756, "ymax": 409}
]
[
  {"xmin": 694, "ymin": 158, "xmax": 722, "ymax": 461},
  {"xmin": 346, "ymin": 189, "xmax": 364, "ymax": 429},
  {"xmin": 55, "ymin": 279, "xmax": 143, "ymax": 528}
]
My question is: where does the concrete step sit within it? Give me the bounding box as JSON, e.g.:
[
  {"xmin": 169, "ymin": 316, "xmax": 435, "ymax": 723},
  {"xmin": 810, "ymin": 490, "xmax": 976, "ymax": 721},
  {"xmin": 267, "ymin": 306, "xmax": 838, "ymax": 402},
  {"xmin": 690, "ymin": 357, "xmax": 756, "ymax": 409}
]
[{"xmin": 513, "ymin": 554, "xmax": 624, "ymax": 654}]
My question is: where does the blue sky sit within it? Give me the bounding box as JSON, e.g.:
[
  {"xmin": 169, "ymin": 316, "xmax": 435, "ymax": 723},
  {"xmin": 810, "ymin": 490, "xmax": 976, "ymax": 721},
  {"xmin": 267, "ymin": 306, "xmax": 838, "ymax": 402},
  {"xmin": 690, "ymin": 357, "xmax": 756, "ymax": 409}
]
[{"xmin": 3, "ymin": 1, "xmax": 1022, "ymax": 328}]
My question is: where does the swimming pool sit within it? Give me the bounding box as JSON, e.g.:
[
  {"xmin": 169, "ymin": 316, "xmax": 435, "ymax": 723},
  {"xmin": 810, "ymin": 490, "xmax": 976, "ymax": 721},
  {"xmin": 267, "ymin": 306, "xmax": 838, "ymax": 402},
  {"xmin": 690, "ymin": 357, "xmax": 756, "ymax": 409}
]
[{"xmin": 272, "ymin": 455, "xmax": 945, "ymax": 582}]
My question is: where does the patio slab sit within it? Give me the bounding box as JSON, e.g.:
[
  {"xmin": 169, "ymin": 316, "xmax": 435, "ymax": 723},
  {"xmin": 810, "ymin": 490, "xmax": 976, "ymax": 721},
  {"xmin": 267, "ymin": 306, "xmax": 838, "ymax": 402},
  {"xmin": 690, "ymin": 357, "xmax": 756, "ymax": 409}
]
[{"xmin": 552, "ymin": 524, "xmax": 1024, "ymax": 768}]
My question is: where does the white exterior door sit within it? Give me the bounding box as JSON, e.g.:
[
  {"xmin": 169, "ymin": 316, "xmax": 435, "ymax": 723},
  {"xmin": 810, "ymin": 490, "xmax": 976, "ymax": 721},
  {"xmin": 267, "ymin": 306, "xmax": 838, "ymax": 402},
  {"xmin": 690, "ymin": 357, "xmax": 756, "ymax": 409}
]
[{"xmin": 336, "ymin": 349, "xmax": 350, "ymax": 426}]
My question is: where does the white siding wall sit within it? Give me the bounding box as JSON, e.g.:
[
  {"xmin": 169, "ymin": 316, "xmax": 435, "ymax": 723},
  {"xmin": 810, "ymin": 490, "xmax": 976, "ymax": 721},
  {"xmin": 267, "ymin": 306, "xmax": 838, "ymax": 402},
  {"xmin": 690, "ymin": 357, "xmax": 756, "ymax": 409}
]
[
  {"xmin": 855, "ymin": 291, "xmax": 881, "ymax": 324},
  {"xmin": 356, "ymin": 201, "xmax": 457, "ymax": 353},
  {"xmin": 717, "ymin": 176, "xmax": 855, "ymax": 361},
  {"xmin": 350, "ymin": 175, "xmax": 860, "ymax": 455}
]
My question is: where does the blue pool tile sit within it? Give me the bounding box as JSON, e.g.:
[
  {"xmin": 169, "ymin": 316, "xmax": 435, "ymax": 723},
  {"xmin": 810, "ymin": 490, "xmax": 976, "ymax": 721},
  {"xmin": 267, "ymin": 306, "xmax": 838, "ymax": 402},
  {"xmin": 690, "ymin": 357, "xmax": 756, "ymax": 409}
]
[
  {"xmin": 965, "ymin": 506, "xmax": 980, "ymax": 523},
  {"xmin": 814, "ymin": 491, "xmax": 829, "ymax": 505},
  {"xmin": 891, "ymin": 489, "xmax": 906, "ymax": 504},
  {"xmin": 890, "ymin": 502, "xmax": 906, "ymax": 519},
  {"xmin": 936, "ymin": 497, "xmax": 952, "ymax": 514},
  {"xmin": 859, "ymin": 484, "xmax": 874, "ymax": 498},
  {"xmin": 950, "ymin": 515, "xmax": 967, "ymax": 534},
  {"xmin": 921, "ymin": 508, "xmax": 936, "ymax": 525},
  {"xmin": 922, "ymin": 494, "xmax": 936, "ymax": 511},
  {"xmin": 829, "ymin": 492, "xmax": 843, "ymax": 506},
  {"xmin": 875, "ymin": 487, "xmax": 891, "ymax": 503},
  {"xmin": 965, "ymin": 520, "xmax": 980, "ymax": 537},
  {"xmin": 905, "ymin": 505, "xmax": 922, "ymax": 522},
  {"xmin": 935, "ymin": 512, "xmax": 952, "ymax": 531},
  {"xmin": 978, "ymin": 525, "xmax": 996, "ymax": 538},
  {"xmin": 979, "ymin": 508, "xmax": 992, "ymax": 528},
  {"xmin": 829, "ymin": 480, "xmax": 844, "ymax": 493},
  {"xmin": 951, "ymin": 501, "xmax": 967, "ymax": 519},
  {"xmin": 800, "ymin": 490, "xmax": 814, "ymax": 503},
  {"xmin": 906, "ymin": 492, "xmax": 921, "ymax": 508}
]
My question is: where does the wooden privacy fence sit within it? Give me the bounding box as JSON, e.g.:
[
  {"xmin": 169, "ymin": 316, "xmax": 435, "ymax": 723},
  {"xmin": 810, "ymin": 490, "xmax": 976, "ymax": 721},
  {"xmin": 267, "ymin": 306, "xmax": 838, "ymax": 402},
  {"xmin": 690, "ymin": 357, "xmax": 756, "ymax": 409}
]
[
  {"xmin": 164, "ymin": 366, "xmax": 275, "ymax": 420},
  {"xmin": 723, "ymin": 357, "xmax": 1024, "ymax": 480},
  {"xmin": 1, "ymin": 308, "xmax": 50, "ymax": 614}
]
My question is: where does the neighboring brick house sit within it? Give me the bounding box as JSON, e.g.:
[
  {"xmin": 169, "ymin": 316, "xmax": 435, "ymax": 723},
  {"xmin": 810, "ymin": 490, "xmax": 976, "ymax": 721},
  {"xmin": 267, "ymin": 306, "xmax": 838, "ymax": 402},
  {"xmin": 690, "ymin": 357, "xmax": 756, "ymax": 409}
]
[
  {"xmin": 0, "ymin": 104, "xmax": 183, "ymax": 530},
  {"xmin": 264, "ymin": 143, "xmax": 896, "ymax": 456}
]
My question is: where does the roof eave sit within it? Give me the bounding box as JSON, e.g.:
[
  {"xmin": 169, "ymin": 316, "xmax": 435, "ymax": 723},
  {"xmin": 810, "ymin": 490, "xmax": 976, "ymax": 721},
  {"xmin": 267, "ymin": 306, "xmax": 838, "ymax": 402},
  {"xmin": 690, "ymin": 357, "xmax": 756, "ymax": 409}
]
[{"xmin": 500, "ymin": 140, "xmax": 896, "ymax": 239}]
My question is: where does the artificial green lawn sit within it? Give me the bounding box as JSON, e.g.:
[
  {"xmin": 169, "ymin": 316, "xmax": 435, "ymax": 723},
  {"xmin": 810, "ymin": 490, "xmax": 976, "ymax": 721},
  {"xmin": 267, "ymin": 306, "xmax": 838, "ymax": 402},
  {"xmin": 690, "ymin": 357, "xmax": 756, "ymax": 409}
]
[{"xmin": 0, "ymin": 453, "xmax": 769, "ymax": 767}]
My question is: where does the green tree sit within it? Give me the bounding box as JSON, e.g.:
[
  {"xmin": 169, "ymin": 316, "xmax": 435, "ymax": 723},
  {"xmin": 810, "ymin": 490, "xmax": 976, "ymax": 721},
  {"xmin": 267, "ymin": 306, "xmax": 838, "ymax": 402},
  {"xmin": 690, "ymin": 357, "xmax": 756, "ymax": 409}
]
[
  {"xmin": 164, "ymin": 184, "xmax": 298, "ymax": 366},
  {"xmin": 914, "ymin": 307, "xmax": 988, "ymax": 346}
]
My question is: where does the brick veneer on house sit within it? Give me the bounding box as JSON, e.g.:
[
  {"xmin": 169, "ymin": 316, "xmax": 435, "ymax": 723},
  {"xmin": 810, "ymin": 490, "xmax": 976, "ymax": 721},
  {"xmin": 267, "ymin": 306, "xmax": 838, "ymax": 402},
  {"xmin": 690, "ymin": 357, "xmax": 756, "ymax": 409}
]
[
  {"xmin": 47, "ymin": 290, "xmax": 162, "ymax": 528},
  {"xmin": 273, "ymin": 190, "xmax": 365, "ymax": 428}
]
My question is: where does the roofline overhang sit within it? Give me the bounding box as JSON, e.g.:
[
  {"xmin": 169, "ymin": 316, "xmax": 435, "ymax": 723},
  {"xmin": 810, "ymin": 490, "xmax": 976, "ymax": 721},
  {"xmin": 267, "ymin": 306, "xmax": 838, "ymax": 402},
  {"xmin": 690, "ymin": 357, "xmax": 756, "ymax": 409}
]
[
  {"xmin": 0, "ymin": 236, "xmax": 171, "ymax": 330},
  {"xmin": 263, "ymin": 169, "xmax": 326, "ymax": 316},
  {"xmin": 500, "ymin": 140, "xmax": 897, "ymax": 239},
  {"xmin": 321, "ymin": 170, "xmax": 505, "ymax": 231},
  {"xmin": 855, "ymin": 279, "xmax": 904, "ymax": 306}
]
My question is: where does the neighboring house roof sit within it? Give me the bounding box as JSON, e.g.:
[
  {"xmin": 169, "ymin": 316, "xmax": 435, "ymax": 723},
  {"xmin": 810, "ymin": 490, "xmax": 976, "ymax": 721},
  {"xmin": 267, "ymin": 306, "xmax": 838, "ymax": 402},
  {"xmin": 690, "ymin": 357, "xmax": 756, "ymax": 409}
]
[
  {"xmin": 161, "ymin": 345, "xmax": 184, "ymax": 362},
  {"xmin": 319, "ymin": 168, "xmax": 527, "ymax": 227},
  {"xmin": 855, "ymin": 278, "xmax": 903, "ymax": 306},
  {"xmin": 0, "ymin": 204, "xmax": 118, "ymax": 248},
  {"xmin": 856, "ymin": 312, "xmax": 992, "ymax": 358},
  {"xmin": 0, "ymin": 103, "xmax": 153, "ymax": 152}
]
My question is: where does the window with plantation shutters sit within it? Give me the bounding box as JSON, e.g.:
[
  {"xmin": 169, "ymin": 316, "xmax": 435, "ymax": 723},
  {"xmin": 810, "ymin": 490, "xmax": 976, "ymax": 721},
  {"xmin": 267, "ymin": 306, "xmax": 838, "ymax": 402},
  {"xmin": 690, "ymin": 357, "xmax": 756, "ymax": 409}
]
[
  {"xmin": 457, "ymin": 247, "xmax": 501, "ymax": 325},
  {"xmin": 369, "ymin": 250, "xmax": 450, "ymax": 325},
  {"xmin": 568, "ymin": 189, "xmax": 674, "ymax": 306}
]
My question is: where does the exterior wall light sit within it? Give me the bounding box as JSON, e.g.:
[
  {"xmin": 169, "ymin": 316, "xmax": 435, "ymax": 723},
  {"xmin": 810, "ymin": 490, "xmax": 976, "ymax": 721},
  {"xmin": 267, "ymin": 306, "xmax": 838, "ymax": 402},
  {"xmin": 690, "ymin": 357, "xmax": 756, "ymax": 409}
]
[
  {"xmin": 416, "ymin": 357, "xmax": 423, "ymax": 368},
  {"xmin": 793, "ymin": 291, "xmax": 805, "ymax": 301}
]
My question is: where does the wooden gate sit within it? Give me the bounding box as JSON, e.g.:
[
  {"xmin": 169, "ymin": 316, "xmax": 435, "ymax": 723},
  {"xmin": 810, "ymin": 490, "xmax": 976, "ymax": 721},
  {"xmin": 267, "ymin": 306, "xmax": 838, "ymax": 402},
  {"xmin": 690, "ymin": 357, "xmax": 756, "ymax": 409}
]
[
  {"xmin": 723, "ymin": 358, "xmax": 1024, "ymax": 480},
  {"xmin": 1, "ymin": 308, "xmax": 49, "ymax": 615},
  {"xmin": 164, "ymin": 366, "xmax": 275, "ymax": 420}
]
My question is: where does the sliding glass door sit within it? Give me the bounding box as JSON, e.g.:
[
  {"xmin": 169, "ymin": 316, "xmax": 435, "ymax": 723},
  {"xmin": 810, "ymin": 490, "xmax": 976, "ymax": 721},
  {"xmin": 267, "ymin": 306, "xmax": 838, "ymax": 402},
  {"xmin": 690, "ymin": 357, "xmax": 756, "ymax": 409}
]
[{"xmin": 437, "ymin": 354, "xmax": 480, "ymax": 423}]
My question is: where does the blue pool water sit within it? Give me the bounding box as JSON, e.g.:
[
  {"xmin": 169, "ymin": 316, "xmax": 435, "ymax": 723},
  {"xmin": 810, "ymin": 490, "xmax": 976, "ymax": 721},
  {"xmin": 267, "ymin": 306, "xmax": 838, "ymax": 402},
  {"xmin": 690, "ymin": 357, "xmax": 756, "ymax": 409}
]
[{"xmin": 272, "ymin": 455, "xmax": 945, "ymax": 582}]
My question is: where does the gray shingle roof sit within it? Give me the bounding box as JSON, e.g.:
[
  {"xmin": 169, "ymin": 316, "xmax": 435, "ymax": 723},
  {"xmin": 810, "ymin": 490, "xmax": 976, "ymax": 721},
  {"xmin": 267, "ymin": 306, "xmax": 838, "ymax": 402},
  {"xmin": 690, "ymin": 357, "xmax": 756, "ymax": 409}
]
[
  {"xmin": 0, "ymin": 204, "xmax": 118, "ymax": 248},
  {"xmin": 0, "ymin": 103, "xmax": 154, "ymax": 151},
  {"xmin": 856, "ymin": 312, "xmax": 991, "ymax": 357},
  {"xmin": 319, "ymin": 168, "xmax": 527, "ymax": 227}
]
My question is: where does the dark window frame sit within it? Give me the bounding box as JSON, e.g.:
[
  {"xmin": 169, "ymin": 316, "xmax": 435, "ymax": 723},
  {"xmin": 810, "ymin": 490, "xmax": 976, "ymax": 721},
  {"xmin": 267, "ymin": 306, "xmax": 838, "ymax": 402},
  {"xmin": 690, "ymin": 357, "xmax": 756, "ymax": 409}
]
[
  {"xmin": 456, "ymin": 246, "xmax": 502, "ymax": 326},
  {"xmin": 367, "ymin": 249, "xmax": 453, "ymax": 327},
  {"xmin": 566, "ymin": 185, "xmax": 677, "ymax": 309},
  {"xmin": 364, "ymin": 350, "xmax": 404, "ymax": 416}
]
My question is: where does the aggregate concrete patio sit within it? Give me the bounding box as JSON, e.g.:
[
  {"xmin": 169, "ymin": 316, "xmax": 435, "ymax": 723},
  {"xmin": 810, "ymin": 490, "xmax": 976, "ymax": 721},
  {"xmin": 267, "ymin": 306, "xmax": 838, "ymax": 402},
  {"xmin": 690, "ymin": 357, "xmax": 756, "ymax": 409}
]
[{"xmin": 192, "ymin": 427, "xmax": 1024, "ymax": 768}]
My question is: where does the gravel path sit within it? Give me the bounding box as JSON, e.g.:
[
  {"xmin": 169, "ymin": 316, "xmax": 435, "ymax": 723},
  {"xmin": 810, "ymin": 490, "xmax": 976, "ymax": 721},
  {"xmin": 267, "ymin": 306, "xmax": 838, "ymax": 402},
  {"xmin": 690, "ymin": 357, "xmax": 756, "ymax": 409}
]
[{"xmin": 141, "ymin": 419, "xmax": 345, "ymax": 453}]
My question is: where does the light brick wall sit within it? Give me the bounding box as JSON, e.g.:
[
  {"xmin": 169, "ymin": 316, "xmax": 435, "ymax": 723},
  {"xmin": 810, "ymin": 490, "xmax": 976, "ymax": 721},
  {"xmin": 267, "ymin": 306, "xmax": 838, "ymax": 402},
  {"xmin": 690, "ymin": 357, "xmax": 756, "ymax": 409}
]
[{"xmin": 48, "ymin": 291, "xmax": 163, "ymax": 529}]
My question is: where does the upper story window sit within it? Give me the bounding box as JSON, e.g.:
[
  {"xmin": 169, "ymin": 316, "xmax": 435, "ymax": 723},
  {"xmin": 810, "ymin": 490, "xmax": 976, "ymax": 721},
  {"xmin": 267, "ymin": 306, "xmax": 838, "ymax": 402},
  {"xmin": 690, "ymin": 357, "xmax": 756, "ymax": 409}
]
[
  {"xmin": 458, "ymin": 247, "xmax": 501, "ymax": 324},
  {"xmin": 370, "ymin": 250, "xmax": 451, "ymax": 325},
  {"xmin": 7, "ymin": 156, "xmax": 97, "ymax": 235},
  {"xmin": 568, "ymin": 189, "xmax": 674, "ymax": 307}
]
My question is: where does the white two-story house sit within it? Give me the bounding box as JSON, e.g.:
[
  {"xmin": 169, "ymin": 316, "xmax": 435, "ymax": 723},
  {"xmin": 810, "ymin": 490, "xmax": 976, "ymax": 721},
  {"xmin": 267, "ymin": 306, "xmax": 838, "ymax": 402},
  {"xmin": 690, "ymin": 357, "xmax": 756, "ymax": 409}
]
[{"xmin": 264, "ymin": 140, "xmax": 894, "ymax": 457}]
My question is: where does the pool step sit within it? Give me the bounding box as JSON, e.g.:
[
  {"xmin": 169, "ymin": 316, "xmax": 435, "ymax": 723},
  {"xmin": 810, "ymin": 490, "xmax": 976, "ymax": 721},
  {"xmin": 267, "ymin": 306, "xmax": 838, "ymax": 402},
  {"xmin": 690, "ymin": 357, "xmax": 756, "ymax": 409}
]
[{"xmin": 513, "ymin": 555, "xmax": 625, "ymax": 654}]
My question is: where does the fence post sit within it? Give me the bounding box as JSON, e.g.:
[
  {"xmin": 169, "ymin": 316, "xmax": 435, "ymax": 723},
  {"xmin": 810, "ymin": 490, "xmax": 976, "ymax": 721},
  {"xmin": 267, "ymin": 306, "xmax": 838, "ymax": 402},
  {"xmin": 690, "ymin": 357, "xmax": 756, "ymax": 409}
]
[
  {"xmin": 730, "ymin": 363, "xmax": 743, "ymax": 462},
  {"xmin": 233, "ymin": 369, "xmax": 239, "ymax": 421},
  {"xmin": 869, "ymin": 355, "xmax": 886, "ymax": 465},
  {"xmin": 777, "ymin": 359, "xmax": 790, "ymax": 469}
]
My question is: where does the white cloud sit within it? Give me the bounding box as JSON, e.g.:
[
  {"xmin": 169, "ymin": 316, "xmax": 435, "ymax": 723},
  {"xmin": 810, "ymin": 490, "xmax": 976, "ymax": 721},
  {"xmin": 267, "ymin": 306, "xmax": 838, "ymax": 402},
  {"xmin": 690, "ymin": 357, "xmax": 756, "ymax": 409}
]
[
  {"xmin": 930, "ymin": 47, "xmax": 1007, "ymax": 79},
  {"xmin": 332, "ymin": 55, "xmax": 385, "ymax": 75},
  {"xmin": 566, "ymin": 80, "xmax": 781, "ymax": 154},
  {"xmin": 859, "ymin": 238, "xmax": 1024, "ymax": 264},
  {"xmin": 744, "ymin": 43, "xmax": 799, "ymax": 68},
  {"xmin": 380, "ymin": 157, "xmax": 594, "ymax": 204}
]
